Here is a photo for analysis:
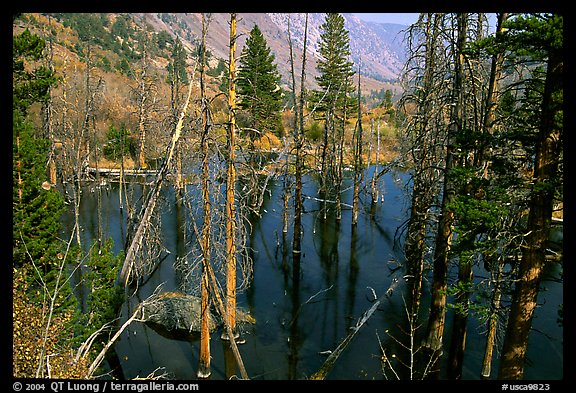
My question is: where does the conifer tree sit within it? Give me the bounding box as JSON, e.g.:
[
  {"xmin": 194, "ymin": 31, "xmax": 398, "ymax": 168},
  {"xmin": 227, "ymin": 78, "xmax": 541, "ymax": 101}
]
[
  {"xmin": 13, "ymin": 28, "xmax": 64, "ymax": 278},
  {"xmin": 315, "ymin": 13, "xmax": 355, "ymax": 111},
  {"xmin": 498, "ymin": 13, "xmax": 563, "ymax": 380},
  {"xmin": 237, "ymin": 24, "xmax": 283, "ymax": 138},
  {"xmin": 314, "ymin": 13, "xmax": 355, "ymax": 220}
]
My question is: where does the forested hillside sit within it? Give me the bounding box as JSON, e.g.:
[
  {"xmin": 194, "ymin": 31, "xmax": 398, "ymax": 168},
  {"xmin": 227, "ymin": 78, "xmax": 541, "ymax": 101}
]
[{"xmin": 13, "ymin": 12, "xmax": 562, "ymax": 383}]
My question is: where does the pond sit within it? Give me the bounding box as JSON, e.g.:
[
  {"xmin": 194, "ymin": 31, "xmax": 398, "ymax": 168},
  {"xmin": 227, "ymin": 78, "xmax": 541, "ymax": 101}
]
[{"xmin": 62, "ymin": 166, "xmax": 563, "ymax": 380}]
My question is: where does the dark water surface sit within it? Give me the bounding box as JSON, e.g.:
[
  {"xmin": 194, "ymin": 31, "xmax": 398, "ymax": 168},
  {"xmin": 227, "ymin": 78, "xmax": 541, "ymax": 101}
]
[{"xmin": 63, "ymin": 167, "xmax": 563, "ymax": 380}]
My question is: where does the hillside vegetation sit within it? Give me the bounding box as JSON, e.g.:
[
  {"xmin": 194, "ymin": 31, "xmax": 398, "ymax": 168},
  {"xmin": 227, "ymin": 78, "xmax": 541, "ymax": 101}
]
[{"xmin": 16, "ymin": 13, "xmax": 400, "ymax": 169}]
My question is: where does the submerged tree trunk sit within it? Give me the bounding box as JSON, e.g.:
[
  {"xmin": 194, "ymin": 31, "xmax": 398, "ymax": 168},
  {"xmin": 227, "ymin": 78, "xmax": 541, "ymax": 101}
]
[
  {"xmin": 118, "ymin": 80, "xmax": 193, "ymax": 287},
  {"xmin": 479, "ymin": 12, "xmax": 508, "ymax": 379},
  {"xmin": 222, "ymin": 12, "xmax": 238, "ymax": 341},
  {"xmin": 401, "ymin": 14, "xmax": 445, "ymax": 350},
  {"xmin": 444, "ymin": 13, "xmax": 470, "ymax": 380},
  {"xmin": 198, "ymin": 13, "xmax": 212, "ymax": 379},
  {"xmin": 292, "ymin": 13, "xmax": 308, "ymax": 258},
  {"xmin": 480, "ymin": 254, "xmax": 505, "ymax": 379},
  {"xmin": 351, "ymin": 64, "xmax": 363, "ymax": 227}
]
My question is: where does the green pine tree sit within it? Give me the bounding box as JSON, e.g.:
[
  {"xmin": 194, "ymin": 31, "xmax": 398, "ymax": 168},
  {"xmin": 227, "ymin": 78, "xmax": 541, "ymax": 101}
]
[
  {"xmin": 312, "ymin": 13, "xmax": 355, "ymax": 220},
  {"xmin": 13, "ymin": 28, "xmax": 58, "ymax": 115},
  {"xmin": 237, "ymin": 24, "xmax": 283, "ymax": 138},
  {"xmin": 13, "ymin": 28, "xmax": 64, "ymax": 279},
  {"xmin": 166, "ymin": 37, "xmax": 189, "ymax": 86},
  {"xmin": 314, "ymin": 13, "xmax": 355, "ymax": 113}
]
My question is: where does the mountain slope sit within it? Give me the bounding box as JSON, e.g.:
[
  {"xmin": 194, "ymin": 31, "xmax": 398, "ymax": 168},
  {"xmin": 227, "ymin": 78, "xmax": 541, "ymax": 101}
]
[{"xmin": 135, "ymin": 13, "xmax": 408, "ymax": 93}]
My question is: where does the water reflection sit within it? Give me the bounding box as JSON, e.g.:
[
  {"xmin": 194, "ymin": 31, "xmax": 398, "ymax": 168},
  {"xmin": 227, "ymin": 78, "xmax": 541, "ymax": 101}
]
[{"xmin": 62, "ymin": 167, "xmax": 562, "ymax": 380}]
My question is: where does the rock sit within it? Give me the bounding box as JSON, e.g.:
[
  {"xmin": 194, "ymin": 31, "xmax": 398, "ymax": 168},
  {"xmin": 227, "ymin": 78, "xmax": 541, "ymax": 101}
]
[
  {"xmin": 140, "ymin": 292, "xmax": 256, "ymax": 336},
  {"xmin": 141, "ymin": 292, "xmax": 217, "ymax": 334}
]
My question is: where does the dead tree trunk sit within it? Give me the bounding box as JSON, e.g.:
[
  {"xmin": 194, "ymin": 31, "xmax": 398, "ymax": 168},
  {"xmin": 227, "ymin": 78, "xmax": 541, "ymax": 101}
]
[
  {"xmin": 444, "ymin": 13, "xmax": 470, "ymax": 380},
  {"xmin": 498, "ymin": 26, "xmax": 562, "ymax": 380},
  {"xmin": 222, "ymin": 12, "xmax": 239, "ymax": 341},
  {"xmin": 43, "ymin": 17, "xmax": 57, "ymax": 186},
  {"xmin": 118, "ymin": 79, "xmax": 194, "ymax": 287},
  {"xmin": 351, "ymin": 63, "xmax": 363, "ymax": 226},
  {"xmin": 480, "ymin": 254, "xmax": 505, "ymax": 379},
  {"xmin": 137, "ymin": 49, "xmax": 148, "ymax": 170},
  {"xmin": 197, "ymin": 13, "xmax": 212, "ymax": 379},
  {"xmin": 479, "ymin": 12, "xmax": 508, "ymax": 379},
  {"xmin": 401, "ymin": 14, "xmax": 446, "ymax": 351},
  {"xmin": 310, "ymin": 278, "xmax": 400, "ymax": 380},
  {"xmin": 284, "ymin": 15, "xmax": 297, "ymax": 241},
  {"xmin": 292, "ymin": 13, "xmax": 308, "ymax": 258}
]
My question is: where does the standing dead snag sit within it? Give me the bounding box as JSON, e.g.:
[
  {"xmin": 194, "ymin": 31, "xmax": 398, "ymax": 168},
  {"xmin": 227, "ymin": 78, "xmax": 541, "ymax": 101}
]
[
  {"xmin": 479, "ymin": 12, "xmax": 508, "ymax": 379},
  {"xmin": 351, "ymin": 62, "xmax": 363, "ymax": 227},
  {"xmin": 292, "ymin": 13, "xmax": 308, "ymax": 258},
  {"xmin": 118, "ymin": 77, "xmax": 194, "ymax": 288},
  {"xmin": 222, "ymin": 12, "xmax": 238, "ymax": 341},
  {"xmin": 197, "ymin": 12, "xmax": 212, "ymax": 379}
]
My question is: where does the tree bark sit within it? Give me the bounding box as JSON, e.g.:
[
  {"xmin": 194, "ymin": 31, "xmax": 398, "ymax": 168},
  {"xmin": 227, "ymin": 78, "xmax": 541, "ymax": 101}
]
[
  {"xmin": 481, "ymin": 255, "xmax": 504, "ymax": 379},
  {"xmin": 292, "ymin": 13, "xmax": 308, "ymax": 258},
  {"xmin": 197, "ymin": 13, "xmax": 212, "ymax": 379},
  {"xmin": 118, "ymin": 77, "xmax": 194, "ymax": 287},
  {"xmin": 444, "ymin": 13, "xmax": 470, "ymax": 380},
  {"xmin": 479, "ymin": 12, "xmax": 508, "ymax": 379},
  {"xmin": 222, "ymin": 12, "xmax": 238, "ymax": 341},
  {"xmin": 403, "ymin": 13, "xmax": 446, "ymax": 351},
  {"xmin": 498, "ymin": 39, "xmax": 562, "ymax": 381},
  {"xmin": 137, "ymin": 50, "xmax": 148, "ymax": 170},
  {"xmin": 351, "ymin": 64, "xmax": 363, "ymax": 227}
]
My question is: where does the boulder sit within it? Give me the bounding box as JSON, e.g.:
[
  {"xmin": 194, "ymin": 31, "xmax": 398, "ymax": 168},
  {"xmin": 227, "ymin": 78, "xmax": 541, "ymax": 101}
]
[
  {"xmin": 141, "ymin": 292, "xmax": 217, "ymax": 334},
  {"xmin": 140, "ymin": 292, "xmax": 256, "ymax": 336}
]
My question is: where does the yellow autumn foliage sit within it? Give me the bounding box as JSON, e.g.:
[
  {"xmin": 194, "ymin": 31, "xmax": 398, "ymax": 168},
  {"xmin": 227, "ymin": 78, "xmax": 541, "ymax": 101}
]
[{"xmin": 13, "ymin": 268, "xmax": 91, "ymax": 379}]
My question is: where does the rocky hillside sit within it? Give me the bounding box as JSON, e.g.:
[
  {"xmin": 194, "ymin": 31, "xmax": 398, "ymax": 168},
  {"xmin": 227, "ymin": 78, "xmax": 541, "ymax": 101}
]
[{"xmin": 135, "ymin": 13, "xmax": 408, "ymax": 93}]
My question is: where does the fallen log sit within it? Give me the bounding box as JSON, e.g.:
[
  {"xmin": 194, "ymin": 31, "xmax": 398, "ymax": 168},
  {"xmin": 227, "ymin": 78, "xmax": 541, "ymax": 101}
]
[
  {"xmin": 309, "ymin": 277, "xmax": 401, "ymax": 380},
  {"xmin": 119, "ymin": 79, "xmax": 194, "ymax": 287}
]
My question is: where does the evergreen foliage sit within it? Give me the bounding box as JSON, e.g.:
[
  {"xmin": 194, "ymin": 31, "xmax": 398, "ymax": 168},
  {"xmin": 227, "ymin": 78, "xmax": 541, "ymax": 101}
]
[
  {"xmin": 237, "ymin": 24, "xmax": 283, "ymax": 138},
  {"xmin": 13, "ymin": 28, "xmax": 65, "ymax": 279},
  {"xmin": 13, "ymin": 22, "xmax": 127, "ymax": 378},
  {"xmin": 73, "ymin": 240, "xmax": 125, "ymax": 350},
  {"xmin": 103, "ymin": 123, "xmax": 135, "ymax": 161},
  {"xmin": 12, "ymin": 28, "xmax": 58, "ymax": 114},
  {"xmin": 13, "ymin": 113, "xmax": 66, "ymax": 273},
  {"xmin": 166, "ymin": 37, "xmax": 189, "ymax": 86},
  {"xmin": 313, "ymin": 13, "xmax": 355, "ymax": 113}
]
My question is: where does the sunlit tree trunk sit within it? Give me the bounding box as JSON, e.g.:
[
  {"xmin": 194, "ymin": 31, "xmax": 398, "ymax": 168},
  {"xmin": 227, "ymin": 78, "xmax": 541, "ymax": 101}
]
[
  {"xmin": 481, "ymin": 254, "xmax": 505, "ymax": 379},
  {"xmin": 479, "ymin": 12, "xmax": 508, "ymax": 379},
  {"xmin": 43, "ymin": 16, "xmax": 57, "ymax": 186},
  {"xmin": 222, "ymin": 12, "xmax": 238, "ymax": 341},
  {"xmin": 319, "ymin": 110, "xmax": 330, "ymax": 220},
  {"xmin": 499, "ymin": 25, "xmax": 562, "ymax": 379},
  {"xmin": 336, "ymin": 101, "xmax": 347, "ymax": 222},
  {"xmin": 197, "ymin": 13, "xmax": 212, "ymax": 379},
  {"xmin": 369, "ymin": 119, "xmax": 380, "ymax": 205},
  {"xmin": 133, "ymin": 38, "xmax": 158, "ymax": 172},
  {"xmin": 137, "ymin": 50, "xmax": 148, "ymax": 170},
  {"xmin": 284, "ymin": 15, "xmax": 296, "ymax": 241},
  {"xmin": 292, "ymin": 13, "xmax": 308, "ymax": 258}
]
